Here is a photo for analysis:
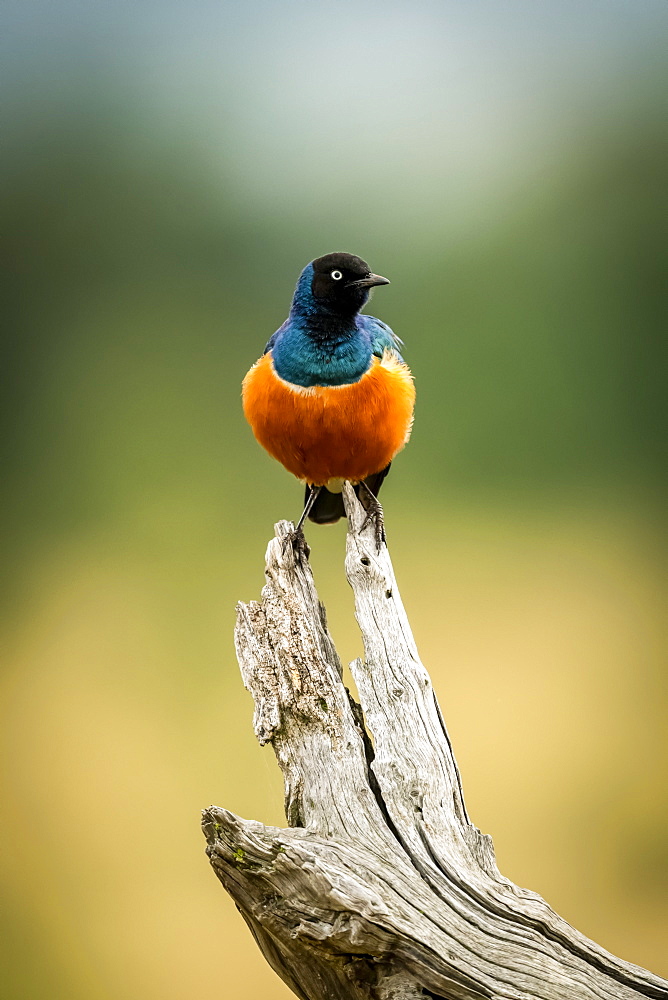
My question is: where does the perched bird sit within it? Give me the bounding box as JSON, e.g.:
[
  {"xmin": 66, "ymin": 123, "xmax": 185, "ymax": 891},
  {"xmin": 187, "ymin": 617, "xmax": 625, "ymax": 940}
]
[{"xmin": 242, "ymin": 252, "xmax": 415, "ymax": 546}]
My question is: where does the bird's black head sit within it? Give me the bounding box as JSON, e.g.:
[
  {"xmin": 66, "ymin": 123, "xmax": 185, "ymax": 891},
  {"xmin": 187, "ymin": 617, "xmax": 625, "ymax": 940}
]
[{"xmin": 310, "ymin": 252, "xmax": 390, "ymax": 314}]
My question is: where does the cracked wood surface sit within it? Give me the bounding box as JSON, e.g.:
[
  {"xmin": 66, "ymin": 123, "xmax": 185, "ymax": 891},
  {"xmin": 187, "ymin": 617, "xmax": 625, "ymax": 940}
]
[{"xmin": 203, "ymin": 484, "xmax": 668, "ymax": 1000}]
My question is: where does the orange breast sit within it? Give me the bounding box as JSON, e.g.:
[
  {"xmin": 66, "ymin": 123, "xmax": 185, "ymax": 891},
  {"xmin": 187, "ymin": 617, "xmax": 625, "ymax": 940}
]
[{"xmin": 242, "ymin": 352, "xmax": 415, "ymax": 485}]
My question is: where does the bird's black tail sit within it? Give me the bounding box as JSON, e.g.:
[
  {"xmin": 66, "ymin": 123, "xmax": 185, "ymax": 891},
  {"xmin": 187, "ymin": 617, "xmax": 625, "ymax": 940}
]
[{"xmin": 306, "ymin": 465, "xmax": 391, "ymax": 525}]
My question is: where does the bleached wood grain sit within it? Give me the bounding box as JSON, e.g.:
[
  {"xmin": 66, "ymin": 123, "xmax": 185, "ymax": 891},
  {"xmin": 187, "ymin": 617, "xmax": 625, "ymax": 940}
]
[{"xmin": 204, "ymin": 485, "xmax": 667, "ymax": 1000}]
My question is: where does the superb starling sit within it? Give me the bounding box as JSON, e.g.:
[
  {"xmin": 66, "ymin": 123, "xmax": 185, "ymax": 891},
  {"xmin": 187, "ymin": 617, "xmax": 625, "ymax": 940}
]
[{"xmin": 243, "ymin": 252, "xmax": 414, "ymax": 546}]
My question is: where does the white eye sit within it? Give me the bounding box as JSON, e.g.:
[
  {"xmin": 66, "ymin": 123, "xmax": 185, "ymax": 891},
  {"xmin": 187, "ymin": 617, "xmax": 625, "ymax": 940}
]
[{"xmin": 331, "ymin": 269, "xmax": 343, "ymax": 280}]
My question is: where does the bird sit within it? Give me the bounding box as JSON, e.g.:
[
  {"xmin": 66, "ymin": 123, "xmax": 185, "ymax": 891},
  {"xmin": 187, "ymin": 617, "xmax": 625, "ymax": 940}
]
[{"xmin": 242, "ymin": 252, "xmax": 415, "ymax": 549}]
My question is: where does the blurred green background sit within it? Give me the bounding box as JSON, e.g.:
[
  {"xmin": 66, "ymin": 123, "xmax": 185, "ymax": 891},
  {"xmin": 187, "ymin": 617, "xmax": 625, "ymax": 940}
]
[{"xmin": 1, "ymin": 2, "xmax": 667, "ymax": 996}]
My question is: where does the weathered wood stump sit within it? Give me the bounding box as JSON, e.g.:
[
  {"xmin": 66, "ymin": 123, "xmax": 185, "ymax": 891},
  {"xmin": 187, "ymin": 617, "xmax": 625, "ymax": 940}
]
[{"xmin": 203, "ymin": 484, "xmax": 668, "ymax": 1000}]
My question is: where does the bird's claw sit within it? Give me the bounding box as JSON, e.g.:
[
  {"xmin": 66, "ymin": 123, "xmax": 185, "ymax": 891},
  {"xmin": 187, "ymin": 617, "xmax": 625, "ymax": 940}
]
[{"xmin": 281, "ymin": 526, "xmax": 310, "ymax": 561}]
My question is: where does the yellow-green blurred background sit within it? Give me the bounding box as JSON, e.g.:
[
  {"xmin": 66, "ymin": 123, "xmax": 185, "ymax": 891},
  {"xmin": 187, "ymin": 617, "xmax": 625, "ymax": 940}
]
[{"xmin": 2, "ymin": 2, "xmax": 667, "ymax": 996}]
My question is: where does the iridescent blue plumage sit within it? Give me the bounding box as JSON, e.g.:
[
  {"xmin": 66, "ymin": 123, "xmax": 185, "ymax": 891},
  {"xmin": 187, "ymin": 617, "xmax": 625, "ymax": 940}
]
[
  {"xmin": 359, "ymin": 314, "xmax": 405, "ymax": 363},
  {"xmin": 265, "ymin": 261, "xmax": 403, "ymax": 388}
]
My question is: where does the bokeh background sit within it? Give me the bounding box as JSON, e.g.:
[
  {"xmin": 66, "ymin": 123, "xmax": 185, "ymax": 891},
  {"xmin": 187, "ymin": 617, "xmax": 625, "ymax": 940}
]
[{"xmin": 2, "ymin": 1, "xmax": 667, "ymax": 996}]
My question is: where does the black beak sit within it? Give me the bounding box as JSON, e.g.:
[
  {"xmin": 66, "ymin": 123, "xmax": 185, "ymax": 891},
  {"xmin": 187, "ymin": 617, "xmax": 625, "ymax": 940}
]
[{"xmin": 347, "ymin": 273, "xmax": 390, "ymax": 289}]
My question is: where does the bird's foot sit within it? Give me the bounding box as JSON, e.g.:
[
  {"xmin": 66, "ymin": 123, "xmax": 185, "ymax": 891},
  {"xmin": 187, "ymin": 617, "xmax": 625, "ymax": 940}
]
[
  {"xmin": 359, "ymin": 494, "xmax": 386, "ymax": 552},
  {"xmin": 281, "ymin": 525, "xmax": 310, "ymax": 561}
]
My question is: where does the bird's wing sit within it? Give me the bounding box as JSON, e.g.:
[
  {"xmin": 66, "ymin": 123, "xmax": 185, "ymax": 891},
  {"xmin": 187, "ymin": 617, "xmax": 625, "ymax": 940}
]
[
  {"xmin": 359, "ymin": 315, "xmax": 405, "ymax": 362},
  {"xmin": 263, "ymin": 319, "xmax": 289, "ymax": 355}
]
